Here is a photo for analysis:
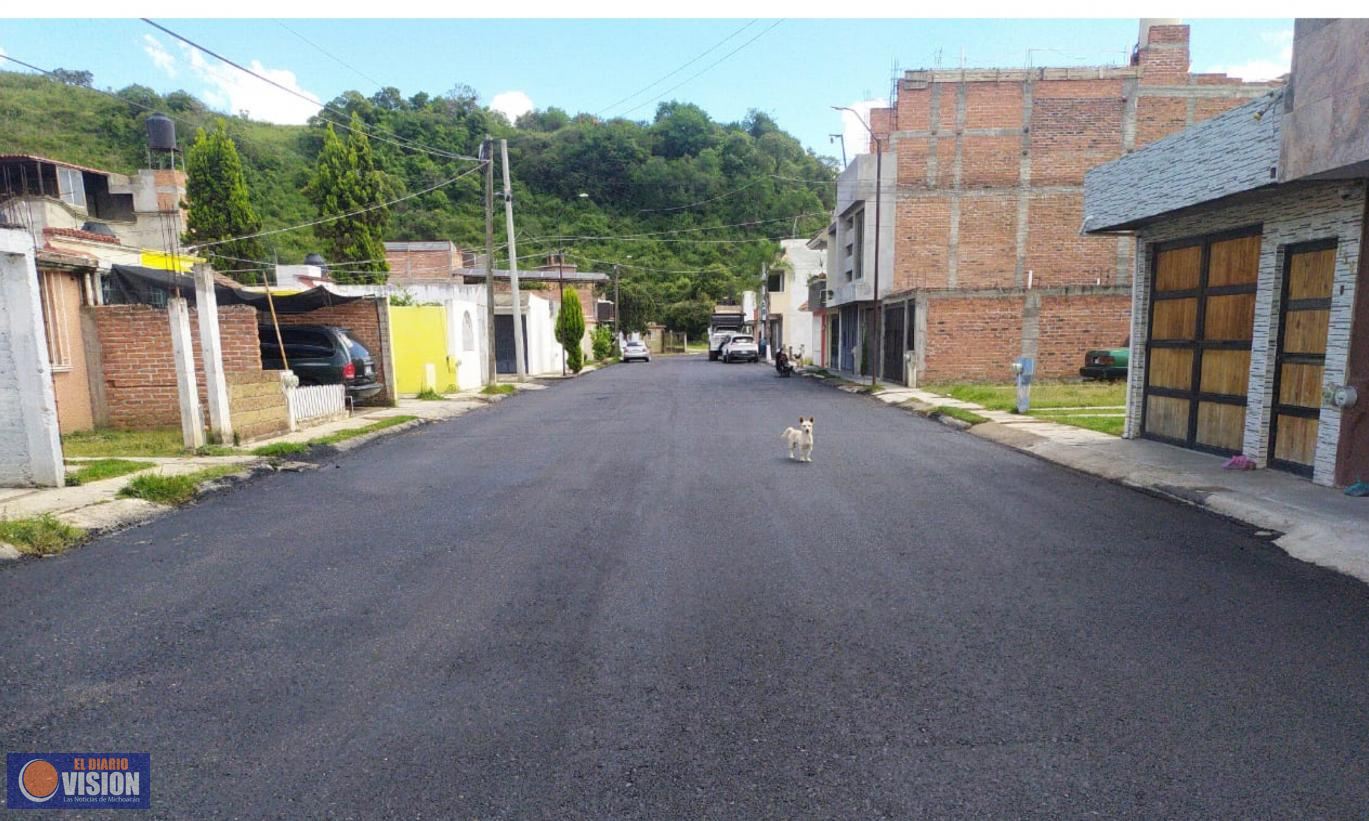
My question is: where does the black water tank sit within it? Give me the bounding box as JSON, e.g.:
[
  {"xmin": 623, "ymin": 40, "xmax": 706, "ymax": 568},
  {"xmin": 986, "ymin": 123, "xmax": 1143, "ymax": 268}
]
[
  {"xmin": 80, "ymin": 221, "xmax": 117, "ymax": 237},
  {"xmin": 146, "ymin": 113, "xmax": 176, "ymax": 152},
  {"xmin": 304, "ymin": 252, "xmax": 327, "ymax": 268}
]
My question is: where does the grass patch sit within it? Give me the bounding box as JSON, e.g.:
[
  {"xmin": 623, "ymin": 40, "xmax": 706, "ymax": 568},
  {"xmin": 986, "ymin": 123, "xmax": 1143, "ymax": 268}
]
[
  {"xmin": 415, "ymin": 387, "xmax": 447, "ymax": 401},
  {"xmin": 307, "ymin": 415, "xmax": 417, "ymax": 447},
  {"xmin": 924, "ymin": 381, "xmax": 1127, "ymax": 412},
  {"xmin": 480, "ymin": 384, "xmax": 516, "ymax": 396},
  {"xmin": 0, "ymin": 514, "xmax": 86, "ymax": 556},
  {"xmin": 64, "ymin": 458, "xmax": 152, "ymax": 486},
  {"xmin": 1029, "ymin": 412, "xmax": 1126, "ymax": 436},
  {"xmin": 118, "ymin": 465, "xmax": 244, "ymax": 506},
  {"xmin": 251, "ymin": 441, "xmax": 311, "ymax": 458},
  {"xmin": 932, "ymin": 405, "xmax": 990, "ymax": 426},
  {"xmin": 62, "ymin": 428, "xmax": 186, "ymax": 458}
]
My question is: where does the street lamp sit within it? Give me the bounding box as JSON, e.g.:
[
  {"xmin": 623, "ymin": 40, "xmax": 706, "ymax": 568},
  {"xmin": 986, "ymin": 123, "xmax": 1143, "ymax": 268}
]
[{"xmin": 832, "ymin": 105, "xmax": 882, "ymax": 387}]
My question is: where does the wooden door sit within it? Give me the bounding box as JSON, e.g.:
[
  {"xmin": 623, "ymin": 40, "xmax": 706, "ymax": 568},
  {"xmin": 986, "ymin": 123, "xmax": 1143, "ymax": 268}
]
[
  {"xmin": 1143, "ymin": 230, "xmax": 1261, "ymax": 454},
  {"xmin": 1269, "ymin": 241, "xmax": 1336, "ymax": 475}
]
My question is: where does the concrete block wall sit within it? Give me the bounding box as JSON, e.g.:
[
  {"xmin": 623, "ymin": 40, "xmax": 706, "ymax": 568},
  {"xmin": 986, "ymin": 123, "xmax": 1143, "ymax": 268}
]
[
  {"xmin": 227, "ymin": 370, "xmax": 290, "ymax": 442},
  {"xmin": 89, "ymin": 304, "xmax": 261, "ymax": 429}
]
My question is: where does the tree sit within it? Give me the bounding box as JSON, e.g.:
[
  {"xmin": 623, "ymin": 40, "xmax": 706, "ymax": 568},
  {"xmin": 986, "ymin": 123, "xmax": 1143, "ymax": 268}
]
[
  {"xmin": 307, "ymin": 114, "xmax": 390, "ymax": 282},
  {"xmin": 51, "ymin": 68, "xmax": 93, "ymax": 88},
  {"xmin": 556, "ymin": 287, "xmax": 586, "ymax": 373},
  {"xmin": 183, "ymin": 121, "xmax": 265, "ymax": 279},
  {"xmin": 663, "ymin": 299, "xmax": 712, "ymax": 338}
]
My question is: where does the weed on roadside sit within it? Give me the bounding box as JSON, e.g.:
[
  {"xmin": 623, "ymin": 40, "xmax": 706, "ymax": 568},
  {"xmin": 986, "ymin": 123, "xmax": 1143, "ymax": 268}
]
[
  {"xmin": 308, "ymin": 415, "xmax": 418, "ymax": 447},
  {"xmin": 251, "ymin": 441, "xmax": 311, "ymax": 458},
  {"xmin": 118, "ymin": 465, "xmax": 245, "ymax": 506},
  {"xmin": 480, "ymin": 384, "xmax": 516, "ymax": 396},
  {"xmin": 0, "ymin": 514, "xmax": 86, "ymax": 556},
  {"xmin": 415, "ymin": 387, "xmax": 446, "ymax": 401},
  {"xmin": 933, "ymin": 405, "xmax": 989, "ymax": 426},
  {"xmin": 64, "ymin": 459, "xmax": 153, "ymax": 486}
]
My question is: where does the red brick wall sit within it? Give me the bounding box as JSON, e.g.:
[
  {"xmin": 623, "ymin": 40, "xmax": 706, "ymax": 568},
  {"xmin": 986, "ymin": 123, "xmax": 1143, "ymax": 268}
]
[
  {"xmin": 1035, "ymin": 294, "xmax": 1132, "ymax": 378},
  {"xmin": 385, "ymin": 245, "xmax": 457, "ymax": 284},
  {"xmin": 90, "ymin": 304, "xmax": 262, "ymax": 429},
  {"xmin": 922, "ymin": 297, "xmax": 1023, "ymax": 383},
  {"xmin": 273, "ymin": 299, "xmax": 391, "ymax": 405},
  {"xmin": 920, "ymin": 292, "xmax": 1131, "ymax": 382}
]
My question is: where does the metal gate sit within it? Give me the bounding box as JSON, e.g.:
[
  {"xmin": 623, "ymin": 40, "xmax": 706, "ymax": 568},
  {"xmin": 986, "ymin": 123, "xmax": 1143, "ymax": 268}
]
[
  {"xmin": 882, "ymin": 303, "xmax": 907, "ymax": 384},
  {"xmin": 1142, "ymin": 229, "xmax": 1260, "ymax": 454},
  {"xmin": 494, "ymin": 314, "xmax": 528, "ymax": 374},
  {"xmin": 1269, "ymin": 240, "xmax": 1336, "ymax": 475}
]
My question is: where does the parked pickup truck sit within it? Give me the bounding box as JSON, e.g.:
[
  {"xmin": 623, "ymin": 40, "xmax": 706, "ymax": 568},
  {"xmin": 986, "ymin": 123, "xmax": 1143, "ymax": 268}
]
[{"xmin": 1080, "ymin": 347, "xmax": 1129, "ymax": 381}]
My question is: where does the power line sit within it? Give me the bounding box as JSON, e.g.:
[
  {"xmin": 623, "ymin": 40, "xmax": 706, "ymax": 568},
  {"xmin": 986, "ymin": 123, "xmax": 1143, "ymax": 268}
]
[
  {"xmin": 142, "ymin": 19, "xmax": 480, "ymax": 163},
  {"xmin": 188, "ymin": 163, "xmax": 486, "ymax": 251},
  {"xmin": 276, "ymin": 20, "xmax": 387, "ymax": 90},
  {"xmin": 618, "ymin": 20, "xmax": 785, "ymax": 118},
  {"xmin": 595, "ymin": 20, "xmax": 758, "ymax": 118}
]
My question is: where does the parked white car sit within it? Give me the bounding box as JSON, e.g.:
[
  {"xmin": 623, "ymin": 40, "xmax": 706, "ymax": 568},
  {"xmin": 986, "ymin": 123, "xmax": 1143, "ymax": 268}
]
[
  {"xmin": 721, "ymin": 335, "xmax": 759, "ymax": 363},
  {"xmin": 622, "ymin": 339, "xmax": 651, "ymax": 362}
]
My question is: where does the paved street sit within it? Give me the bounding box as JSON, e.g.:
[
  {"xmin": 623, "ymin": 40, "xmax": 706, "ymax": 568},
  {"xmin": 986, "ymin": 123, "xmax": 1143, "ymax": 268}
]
[{"xmin": 5, "ymin": 355, "xmax": 1369, "ymax": 818}]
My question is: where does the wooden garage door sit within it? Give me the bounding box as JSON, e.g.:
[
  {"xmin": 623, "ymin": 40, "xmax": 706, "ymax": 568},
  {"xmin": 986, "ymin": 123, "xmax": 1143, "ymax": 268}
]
[
  {"xmin": 1143, "ymin": 230, "xmax": 1261, "ymax": 454},
  {"xmin": 1269, "ymin": 241, "xmax": 1336, "ymax": 475}
]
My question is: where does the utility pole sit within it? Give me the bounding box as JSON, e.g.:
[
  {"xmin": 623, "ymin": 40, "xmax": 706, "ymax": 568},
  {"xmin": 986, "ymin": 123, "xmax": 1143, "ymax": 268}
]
[
  {"xmin": 482, "ymin": 136, "xmax": 497, "ymax": 385},
  {"xmin": 500, "ymin": 139, "xmax": 526, "ymax": 381},
  {"xmin": 612, "ymin": 263, "xmax": 621, "ymax": 343},
  {"xmin": 557, "ymin": 247, "xmax": 566, "ymax": 376}
]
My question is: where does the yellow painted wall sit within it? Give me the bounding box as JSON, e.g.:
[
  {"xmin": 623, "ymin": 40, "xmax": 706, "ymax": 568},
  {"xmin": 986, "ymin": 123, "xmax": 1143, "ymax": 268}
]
[
  {"xmin": 140, "ymin": 250, "xmax": 204, "ymax": 273},
  {"xmin": 389, "ymin": 305, "xmax": 457, "ymax": 394}
]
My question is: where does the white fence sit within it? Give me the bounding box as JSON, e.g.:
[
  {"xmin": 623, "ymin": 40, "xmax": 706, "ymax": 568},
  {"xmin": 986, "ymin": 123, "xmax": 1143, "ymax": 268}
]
[{"xmin": 286, "ymin": 383, "xmax": 347, "ymax": 429}]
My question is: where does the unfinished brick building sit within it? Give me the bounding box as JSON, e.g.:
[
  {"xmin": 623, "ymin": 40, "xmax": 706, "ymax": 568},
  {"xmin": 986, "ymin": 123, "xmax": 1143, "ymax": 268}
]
[{"xmin": 821, "ymin": 20, "xmax": 1281, "ymax": 383}]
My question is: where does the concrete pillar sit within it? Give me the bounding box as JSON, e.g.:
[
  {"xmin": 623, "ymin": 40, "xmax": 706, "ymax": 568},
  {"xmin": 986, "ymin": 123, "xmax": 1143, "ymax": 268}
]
[
  {"xmin": 193, "ymin": 265, "xmax": 232, "ymax": 444},
  {"xmin": 167, "ymin": 296, "xmax": 205, "ymax": 450},
  {"xmin": 0, "ymin": 229, "xmax": 65, "ymax": 487}
]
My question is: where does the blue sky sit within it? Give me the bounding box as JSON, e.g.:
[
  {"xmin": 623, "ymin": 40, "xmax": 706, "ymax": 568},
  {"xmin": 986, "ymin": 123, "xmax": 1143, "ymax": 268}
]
[{"xmin": 0, "ymin": 18, "xmax": 1293, "ymax": 162}]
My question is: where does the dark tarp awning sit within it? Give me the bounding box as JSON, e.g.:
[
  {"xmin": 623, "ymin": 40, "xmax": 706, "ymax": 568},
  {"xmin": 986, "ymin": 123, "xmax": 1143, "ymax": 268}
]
[{"xmin": 106, "ymin": 265, "xmax": 363, "ymax": 315}]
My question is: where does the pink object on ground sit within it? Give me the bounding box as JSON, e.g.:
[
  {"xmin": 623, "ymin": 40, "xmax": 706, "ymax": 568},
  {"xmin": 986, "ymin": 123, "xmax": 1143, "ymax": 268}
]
[{"xmin": 1222, "ymin": 455, "xmax": 1256, "ymax": 471}]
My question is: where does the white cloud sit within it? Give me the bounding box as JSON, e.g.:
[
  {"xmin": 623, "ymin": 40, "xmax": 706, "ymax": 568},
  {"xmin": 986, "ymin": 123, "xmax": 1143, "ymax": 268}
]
[
  {"xmin": 490, "ymin": 90, "xmax": 534, "ymax": 123},
  {"xmin": 839, "ymin": 98, "xmax": 885, "ymax": 161},
  {"xmin": 143, "ymin": 35, "xmax": 176, "ymax": 78},
  {"xmin": 1203, "ymin": 29, "xmax": 1293, "ymax": 82},
  {"xmin": 141, "ymin": 38, "xmax": 318, "ymax": 124}
]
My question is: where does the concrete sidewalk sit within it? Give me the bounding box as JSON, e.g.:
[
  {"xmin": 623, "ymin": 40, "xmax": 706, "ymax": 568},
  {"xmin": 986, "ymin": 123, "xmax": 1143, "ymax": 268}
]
[
  {"xmin": 831, "ymin": 377, "xmax": 1369, "ymax": 583},
  {"xmin": 0, "ymin": 385, "xmax": 539, "ymax": 543}
]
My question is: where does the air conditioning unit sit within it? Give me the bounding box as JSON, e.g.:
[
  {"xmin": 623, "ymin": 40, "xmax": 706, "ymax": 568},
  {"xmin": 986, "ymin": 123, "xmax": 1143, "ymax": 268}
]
[{"xmin": 823, "ymin": 290, "xmax": 836, "ymax": 301}]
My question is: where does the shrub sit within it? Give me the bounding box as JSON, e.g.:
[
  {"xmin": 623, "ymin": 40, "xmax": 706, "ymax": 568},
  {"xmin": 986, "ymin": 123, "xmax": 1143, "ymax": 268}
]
[
  {"xmin": 591, "ymin": 325, "xmax": 615, "ymax": 361},
  {"xmin": 556, "ymin": 287, "xmax": 586, "ymax": 374}
]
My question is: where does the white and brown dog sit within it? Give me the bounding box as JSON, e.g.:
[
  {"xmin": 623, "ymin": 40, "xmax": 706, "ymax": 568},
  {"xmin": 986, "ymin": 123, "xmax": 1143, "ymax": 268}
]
[{"xmin": 783, "ymin": 417, "xmax": 815, "ymax": 462}]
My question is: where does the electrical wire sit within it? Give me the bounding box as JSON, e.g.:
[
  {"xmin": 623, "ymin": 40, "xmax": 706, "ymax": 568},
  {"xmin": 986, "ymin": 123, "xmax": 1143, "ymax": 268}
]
[
  {"xmin": 594, "ymin": 20, "xmax": 758, "ymax": 118},
  {"xmin": 188, "ymin": 163, "xmax": 486, "ymax": 251},
  {"xmin": 275, "ymin": 20, "xmax": 387, "ymax": 90},
  {"xmin": 617, "ymin": 20, "xmax": 785, "ymax": 118},
  {"xmin": 142, "ymin": 19, "xmax": 480, "ymax": 163}
]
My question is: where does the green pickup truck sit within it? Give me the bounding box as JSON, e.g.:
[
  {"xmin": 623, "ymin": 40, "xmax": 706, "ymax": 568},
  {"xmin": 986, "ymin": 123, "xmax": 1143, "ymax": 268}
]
[{"xmin": 1080, "ymin": 346, "xmax": 1129, "ymax": 381}]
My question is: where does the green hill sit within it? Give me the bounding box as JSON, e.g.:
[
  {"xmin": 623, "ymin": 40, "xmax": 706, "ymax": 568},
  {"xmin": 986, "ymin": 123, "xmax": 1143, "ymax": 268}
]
[{"xmin": 0, "ymin": 70, "xmax": 837, "ymax": 329}]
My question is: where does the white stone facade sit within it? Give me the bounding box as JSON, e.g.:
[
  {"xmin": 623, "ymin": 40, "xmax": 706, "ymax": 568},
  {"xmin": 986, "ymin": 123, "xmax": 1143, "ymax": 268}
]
[{"xmin": 1123, "ymin": 180, "xmax": 1366, "ymax": 485}]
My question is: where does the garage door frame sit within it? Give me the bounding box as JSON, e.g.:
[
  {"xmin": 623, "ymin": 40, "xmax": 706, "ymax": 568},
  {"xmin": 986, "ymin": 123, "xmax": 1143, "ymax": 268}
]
[
  {"xmin": 1141, "ymin": 225, "xmax": 1262, "ymax": 456},
  {"xmin": 1268, "ymin": 238, "xmax": 1338, "ymax": 477}
]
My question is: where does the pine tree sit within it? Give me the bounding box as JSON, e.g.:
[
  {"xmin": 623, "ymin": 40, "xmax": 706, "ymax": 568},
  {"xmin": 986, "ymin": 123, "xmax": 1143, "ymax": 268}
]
[
  {"xmin": 556, "ymin": 287, "xmax": 586, "ymax": 373},
  {"xmin": 183, "ymin": 120, "xmax": 264, "ymax": 280},
  {"xmin": 307, "ymin": 114, "xmax": 390, "ymax": 283}
]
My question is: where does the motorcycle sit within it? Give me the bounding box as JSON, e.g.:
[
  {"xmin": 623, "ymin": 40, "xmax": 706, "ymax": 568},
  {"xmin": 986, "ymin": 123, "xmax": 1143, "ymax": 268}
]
[{"xmin": 775, "ymin": 349, "xmax": 795, "ymax": 377}]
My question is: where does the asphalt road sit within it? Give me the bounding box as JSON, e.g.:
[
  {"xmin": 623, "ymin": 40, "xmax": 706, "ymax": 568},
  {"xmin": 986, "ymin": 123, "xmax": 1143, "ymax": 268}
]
[{"xmin": 5, "ymin": 355, "xmax": 1369, "ymax": 818}]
